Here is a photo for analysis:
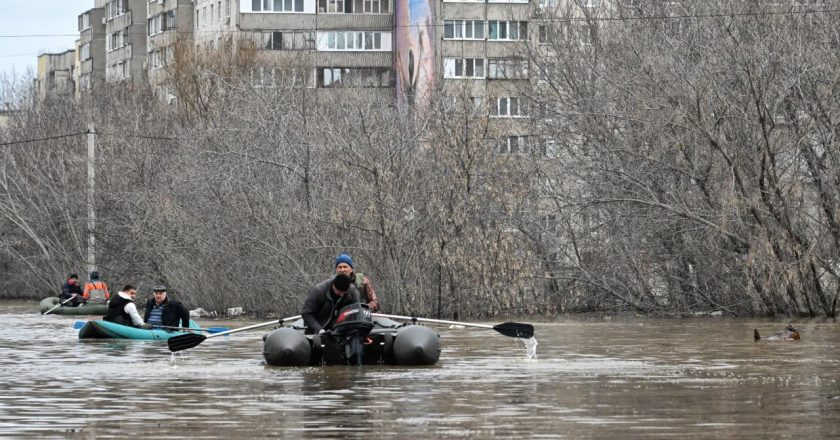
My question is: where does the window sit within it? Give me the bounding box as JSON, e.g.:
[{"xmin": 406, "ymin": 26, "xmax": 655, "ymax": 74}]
[
  {"xmin": 78, "ymin": 13, "xmax": 91, "ymax": 31},
  {"xmin": 363, "ymin": 0, "xmax": 388, "ymax": 13},
  {"xmin": 107, "ymin": 0, "xmax": 125, "ymax": 19},
  {"xmin": 498, "ymin": 136, "xmax": 529, "ymax": 155},
  {"xmin": 487, "ymin": 58, "xmax": 528, "ymax": 79},
  {"xmin": 106, "ymin": 31, "xmax": 125, "ymax": 51},
  {"xmin": 252, "ymin": 0, "xmax": 305, "ymax": 11},
  {"xmin": 320, "ymin": 31, "xmax": 387, "ymax": 50},
  {"xmin": 80, "ymin": 43, "xmax": 91, "ymax": 61},
  {"xmin": 443, "ymin": 58, "xmax": 485, "ymax": 78},
  {"xmin": 166, "ymin": 11, "xmax": 176, "ymax": 29},
  {"xmin": 224, "ymin": 0, "xmax": 230, "ymax": 17},
  {"xmin": 488, "ymin": 21, "xmax": 527, "ymax": 41},
  {"xmin": 443, "ymin": 20, "xmax": 484, "ymax": 40},
  {"xmin": 317, "ymin": 67, "xmax": 391, "ymax": 87},
  {"xmin": 492, "ymin": 97, "xmax": 527, "ymax": 117},
  {"xmin": 263, "ymin": 31, "xmax": 316, "ymax": 50},
  {"xmin": 148, "ymin": 15, "xmax": 165, "ymax": 36},
  {"xmin": 210, "ymin": 4, "xmax": 215, "ymax": 22}
]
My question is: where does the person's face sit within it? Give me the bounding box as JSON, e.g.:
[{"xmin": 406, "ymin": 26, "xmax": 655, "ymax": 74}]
[
  {"xmin": 335, "ymin": 263, "xmax": 352, "ymax": 276},
  {"xmin": 69, "ymin": 278, "xmax": 78, "ymax": 285},
  {"xmin": 153, "ymin": 290, "xmax": 167, "ymax": 304},
  {"xmin": 126, "ymin": 289, "xmax": 137, "ymax": 299}
]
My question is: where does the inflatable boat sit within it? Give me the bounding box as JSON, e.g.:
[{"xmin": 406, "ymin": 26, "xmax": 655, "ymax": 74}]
[
  {"xmin": 39, "ymin": 297, "xmax": 109, "ymax": 315},
  {"xmin": 262, "ymin": 304, "xmax": 440, "ymax": 366},
  {"xmin": 78, "ymin": 319, "xmax": 201, "ymax": 340}
]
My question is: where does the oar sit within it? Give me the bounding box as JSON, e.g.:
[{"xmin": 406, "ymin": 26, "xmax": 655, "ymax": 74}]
[
  {"xmin": 372, "ymin": 313, "xmax": 535, "ymax": 339},
  {"xmin": 152, "ymin": 325, "xmax": 229, "ymax": 333},
  {"xmin": 167, "ymin": 315, "xmax": 301, "ymax": 352},
  {"xmin": 43, "ymin": 295, "xmax": 78, "ymax": 315}
]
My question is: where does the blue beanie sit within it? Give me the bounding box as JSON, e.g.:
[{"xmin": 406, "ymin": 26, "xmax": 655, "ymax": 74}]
[{"xmin": 335, "ymin": 253, "xmax": 353, "ymax": 268}]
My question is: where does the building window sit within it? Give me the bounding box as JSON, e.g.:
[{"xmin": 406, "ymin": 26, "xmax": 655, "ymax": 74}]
[
  {"xmin": 498, "ymin": 135, "xmax": 529, "ymax": 155},
  {"xmin": 253, "ymin": 0, "xmax": 305, "ymax": 12},
  {"xmin": 148, "ymin": 14, "xmax": 165, "ymax": 36},
  {"xmin": 106, "ymin": 31, "xmax": 125, "ymax": 51},
  {"xmin": 224, "ymin": 0, "xmax": 230, "ymax": 17},
  {"xmin": 80, "ymin": 43, "xmax": 91, "ymax": 61},
  {"xmin": 488, "ymin": 21, "xmax": 527, "ymax": 41},
  {"xmin": 263, "ymin": 31, "xmax": 316, "ymax": 50},
  {"xmin": 443, "ymin": 58, "xmax": 485, "ymax": 79},
  {"xmin": 320, "ymin": 31, "xmax": 387, "ymax": 50},
  {"xmin": 107, "ymin": 0, "xmax": 126, "ymax": 19},
  {"xmin": 443, "ymin": 20, "xmax": 484, "ymax": 40},
  {"xmin": 491, "ymin": 97, "xmax": 527, "ymax": 117},
  {"xmin": 316, "ymin": 67, "xmax": 391, "ymax": 87},
  {"xmin": 487, "ymin": 58, "xmax": 528, "ymax": 79},
  {"xmin": 78, "ymin": 13, "xmax": 91, "ymax": 31}
]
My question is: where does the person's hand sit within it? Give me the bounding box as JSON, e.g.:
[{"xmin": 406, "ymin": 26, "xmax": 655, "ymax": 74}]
[{"xmin": 140, "ymin": 323, "xmax": 153, "ymax": 330}]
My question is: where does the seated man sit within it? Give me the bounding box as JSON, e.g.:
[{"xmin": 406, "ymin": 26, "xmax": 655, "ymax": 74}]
[
  {"xmin": 60, "ymin": 273, "xmax": 83, "ymax": 306},
  {"xmin": 103, "ymin": 285, "xmax": 150, "ymax": 328},
  {"xmin": 143, "ymin": 284, "xmax": 190, "ymax": 328},
  {"xmin": 334, "ymin": 253, "xmax": 380, "ymax": 312},
  {"xmin": 301, "ymin": 274, "xmax": 360, "ymax": 335},
  {"xmin": 83, "ymin": 271, "xmax": 111, "ymax": 303}
]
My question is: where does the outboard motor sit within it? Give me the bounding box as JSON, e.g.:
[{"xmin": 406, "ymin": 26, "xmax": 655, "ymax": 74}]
[{"xmin": 332, "ymin": 303, "xmax": 374, "ymax": 365}]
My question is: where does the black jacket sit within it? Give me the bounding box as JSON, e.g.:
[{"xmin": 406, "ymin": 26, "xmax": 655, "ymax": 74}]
[
  {"xmin": 301, "ymin": 276, "xmax": 360, "ymax": 334},
  {"xmin": 143, "ymin": 297, "xmax": 190, "ymax": 328},
  {"xmin": 60, "ymin": 281, "xmax": 83, "ymax": 300}
]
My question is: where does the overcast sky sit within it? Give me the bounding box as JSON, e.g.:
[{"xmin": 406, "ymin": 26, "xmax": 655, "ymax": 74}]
[{"xmin": 0, "ymin": 0, "xmax": 93, "ymax": 79}]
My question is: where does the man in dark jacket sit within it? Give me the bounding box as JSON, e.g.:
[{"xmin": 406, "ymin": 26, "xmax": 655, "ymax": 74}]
[
  {"xmin": 60, "ymin": 273, "xmax": 83, "ymax": 306},
  {"xmin": 143, "ymin": 284, "xmax": 191, "ymax": 328},
  {"xmin": 301, "ymin": 274, "xmax": 360, "ymax": 334}
]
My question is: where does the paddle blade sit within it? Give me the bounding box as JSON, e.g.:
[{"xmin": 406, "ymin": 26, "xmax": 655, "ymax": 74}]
[
  {"xmin": 493, "ymin": 322, "xmax": 534, "ymax": 339},
  {"xmin": 167, "ymin": 333, "xmax": 207, "ymax": 352}
]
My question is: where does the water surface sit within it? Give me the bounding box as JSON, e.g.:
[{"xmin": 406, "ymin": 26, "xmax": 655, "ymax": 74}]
[{"xmin": 0, "ymin": 301, "xmax": 837, "ymax": 438}]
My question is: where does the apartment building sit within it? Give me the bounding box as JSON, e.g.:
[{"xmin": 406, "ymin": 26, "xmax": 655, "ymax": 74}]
[
  {"xmin": 34, "ymin": 50, "xmax": 77, "ymax": 100},
  {"xmin": 147, "ymin": 0, "xmax": 195, "ymax": 97},
  {"xmin": 77, "ymin": 7, "xmax": 107, "ymax": 95},
  {"xmin": 190, "ymin": 0, "xmax": 394, "ymax": 98},
  {"xmin": 96, "ymin": 0, "xmax": 149, "ymax": 84}
]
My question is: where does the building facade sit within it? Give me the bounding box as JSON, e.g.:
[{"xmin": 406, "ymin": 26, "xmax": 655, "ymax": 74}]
[
  {"xmin": 96, "ymin": 0, "xmax": 149, "ymax": 84},
  {"xmin": 35, "ymin": 50, "xmax": 77, "ymax": 100}
]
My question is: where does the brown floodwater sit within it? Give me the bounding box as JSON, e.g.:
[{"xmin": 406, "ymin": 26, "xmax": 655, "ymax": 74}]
[{"xmin": 0, "ymin": 300, "xmax": 838, "ymax": 439}]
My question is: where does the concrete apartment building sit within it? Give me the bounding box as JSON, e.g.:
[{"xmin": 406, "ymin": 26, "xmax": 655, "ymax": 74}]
[
  {"xmin": 36, "ymin": 0, "xmax": 601, "ymax": 122},
  {"xmin": 190, "ymin": 0, "xmax": 393, "ymax": 98},
  {"xmin": 96, "ymin": 0, "xmax": 149, "ymax": 84},
  {"xmin": 77, "ymin": 6, "xmax": 107, "ymax": 96},
  {"xmin": 147, "ymin": 0, "xmax": 195, "ymax": 98},
  {"xmin": 34, "ymin": 50, "xmax": 77, "ymax": 100}
]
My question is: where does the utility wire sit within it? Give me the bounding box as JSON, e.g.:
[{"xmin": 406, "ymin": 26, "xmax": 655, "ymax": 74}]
[{"xmin": 0, "ymin": 132, "xmax": 86, "ymax": 148}]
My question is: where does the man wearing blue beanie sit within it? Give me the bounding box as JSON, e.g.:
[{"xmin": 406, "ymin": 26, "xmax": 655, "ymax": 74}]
[{"xmin": 335, "ymin": 253, "xmax": 379, "ymax": 312}]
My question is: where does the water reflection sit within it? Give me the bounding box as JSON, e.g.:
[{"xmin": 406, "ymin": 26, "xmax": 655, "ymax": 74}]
[{"xmin": 0, "ymin": 301, "xmax": 838, "ymax": 438}]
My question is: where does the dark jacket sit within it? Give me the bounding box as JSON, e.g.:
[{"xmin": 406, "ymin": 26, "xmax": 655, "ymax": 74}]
[
  {"xmin": 301, "ymin": 276, "xmax": 361, "ymax": 334},
  {"xmin": 143, "ymin": 297, "xmax": 190, "ymax": 328},
  {"xmin": 104, "ymin": 293, "xmax": 134, "ymax": 326},
  {"xmin": 60, "ymin": 280, "xmax": 83, "ymax": 300}
]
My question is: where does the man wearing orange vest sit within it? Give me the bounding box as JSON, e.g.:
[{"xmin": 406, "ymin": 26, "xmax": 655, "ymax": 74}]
[{"xmin": 83, "ymin": 271, "xmax": 111, "ymax": 302}]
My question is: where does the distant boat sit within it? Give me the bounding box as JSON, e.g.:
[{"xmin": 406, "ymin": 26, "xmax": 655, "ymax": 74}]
[{"xmin": 39, "ymin": 297, "xmax": 108, "ymax": 316}]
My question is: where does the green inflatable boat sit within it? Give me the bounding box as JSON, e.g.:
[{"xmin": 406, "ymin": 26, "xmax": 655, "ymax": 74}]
[
  {"xmin": 79, "ymin": 319, "xmax": 201, "ymax": 340},
  {"xmin": 39, "ymin": 297, "xmax": 109, "ymax": 315}
]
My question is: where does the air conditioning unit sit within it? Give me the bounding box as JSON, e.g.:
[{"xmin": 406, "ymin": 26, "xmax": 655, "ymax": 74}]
[
  {"xmin": 223, "ymin": 16, "xmax": 230, "ymax": 24},
  {"xmin": 158, "ymin": 0, "xmax": 165, "ymax": 5},
  {"xmin": 102, "ymin": 17, "xmax": 107, "ymax": 25}
]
